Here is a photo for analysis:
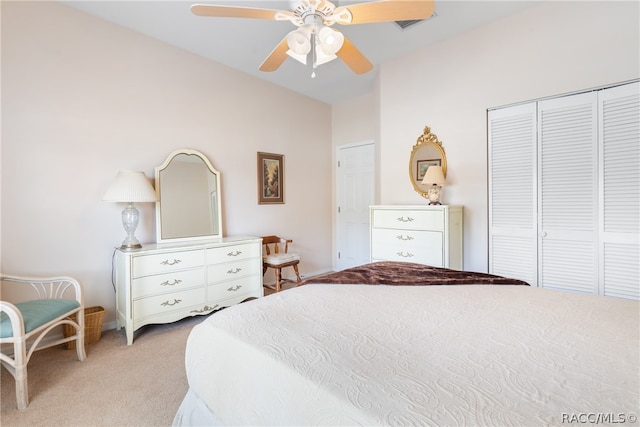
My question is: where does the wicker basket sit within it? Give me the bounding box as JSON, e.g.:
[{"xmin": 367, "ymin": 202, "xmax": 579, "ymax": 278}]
[{"xmin": 63, "ymin": 306, "xmax": 105, "ymax": 349}]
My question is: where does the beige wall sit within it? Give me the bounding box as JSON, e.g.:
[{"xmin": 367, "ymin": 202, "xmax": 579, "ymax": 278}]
[
  {"xmin": 3, "ymin": 1, "xmax": 639, "ymax": 324},
  {"xmin": 1, "ymin": 1, "xmax": 332, "ymax": 325},
  {"xmin": 368, "ymin": 1, "xmax": 639, "ymax": 273},
  {"xmin": 330, "ymin": 90, "xmax": 380, "ymax": 267}
]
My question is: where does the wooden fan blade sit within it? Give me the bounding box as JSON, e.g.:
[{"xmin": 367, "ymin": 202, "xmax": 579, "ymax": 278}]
[
  {"xmin": 336, "ymin": 37, "xmax": 373, "ymax": 75},
  {"xmin": 191, "ymin": 4, "xmax": 280, "ymax": 20},
  {"xmin": 259, "ymin": 37, "xmax": 290, "ymax": 72},
  {"xmin": 335, "ymin": 0, "xmax": 434, "ymax": 25}
]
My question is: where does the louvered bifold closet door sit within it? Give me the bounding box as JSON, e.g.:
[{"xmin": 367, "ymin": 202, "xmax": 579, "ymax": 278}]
[
  {"xmin": 538, "ymin": 92, "xmax": 598, "ymax": 294},
  {"xmin": 488, "ymin": 103, "xmax": 537, "ymax": 286},
  {"xmin": 599, "ymin": 82, "xmax": 640, "ymax": 300}
]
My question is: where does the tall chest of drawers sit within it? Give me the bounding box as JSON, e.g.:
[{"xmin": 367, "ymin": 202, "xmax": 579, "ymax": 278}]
[
  {"xmin": 114, "ymin": 236, "xmax": 262, "ymax": 345},
  {"xmin": 370, "ymin": 205, "xmax": 463, "ymax": 269}
]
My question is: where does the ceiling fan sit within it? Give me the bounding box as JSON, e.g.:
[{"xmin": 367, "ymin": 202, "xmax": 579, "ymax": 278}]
[{"xmin": 191, "ymin": 0, "xmax": 435, "ymax": 77}]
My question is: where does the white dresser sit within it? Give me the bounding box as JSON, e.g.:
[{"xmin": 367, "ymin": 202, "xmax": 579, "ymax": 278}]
[
  {"xmin": 114, "ymin": 236, "xmax": 263, "ymax": 345},
  {"xmin": 370, "ymin": 205, "xmax": 463, "ymax": 269}
]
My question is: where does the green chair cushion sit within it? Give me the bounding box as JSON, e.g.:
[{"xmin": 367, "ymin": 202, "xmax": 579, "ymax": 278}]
[{"xmin": 0, "ymin": 299, "xmax": 80, "ymax": 338}]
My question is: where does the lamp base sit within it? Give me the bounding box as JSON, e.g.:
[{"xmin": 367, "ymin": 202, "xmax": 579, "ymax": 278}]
[
  {"xmin": 120, "ymin": 203, "xmax": 142, "ymax": 251},
  {"xmin": 119, "ymin": 234, "xmax": 142, "ymax": 251},
  {"xmin": 119, "ymin": 242, "xmax": 142, "ymax": 251},
  {"xmin": 427, "ymin": 185, "xmax": 443, "ymax": 205}
]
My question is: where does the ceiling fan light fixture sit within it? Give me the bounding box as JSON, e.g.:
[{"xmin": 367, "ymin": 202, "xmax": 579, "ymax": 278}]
[
  {"xmin": 317, "ymin": 26, "xmax": 344, "ymax": 55},
  {"xmin": 286, "ymin": 26, "xmax": 312, "ymax": 55},
  {"xmin": 189, "ymin": 0, "xmax": 434, "ymax": 76},
  {"xmin": 314, "ymin": 44, "xmax": 337, "ymax": 66},
  {"xmin": 286, "ymin": 49, "xmax": 308, "ymax": 65}
]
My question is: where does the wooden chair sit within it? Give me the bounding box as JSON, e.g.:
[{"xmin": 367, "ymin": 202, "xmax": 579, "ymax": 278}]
[
  {"xmin": 262, "ymin": 236, "xmax": 302, "ymax": 292},
  {"xmin": 0, "ymin": 275, "xmax": 86, "ymax": 410}
]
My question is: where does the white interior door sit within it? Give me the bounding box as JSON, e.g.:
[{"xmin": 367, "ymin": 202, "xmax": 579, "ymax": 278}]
[
  {"xmin": 488, "ymin": 103, "xmax": 538, "ymax": 286},
  {"xmin": 598, "ymin": 82, "xmax": 640, "ymax": 299},
  {"xmin": 336, "ymin": 141, "xmax": 375, "ymax": 270},
  {"xmin": 538, "ymin": 92, "xmax": 598, "ymax": 294}
]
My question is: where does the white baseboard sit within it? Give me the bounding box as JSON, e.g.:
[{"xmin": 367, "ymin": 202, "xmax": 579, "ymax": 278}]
[
  {"xmin": 103, "ymin": 320, "xmax": 117, "ymax": 331},
  {"xmin": 300, "ymin": 268, "xmax": 333, "ymax": 279},
  {"xmin": 262, "ymin": 268, "xmax": 333, "ymax": 288}
]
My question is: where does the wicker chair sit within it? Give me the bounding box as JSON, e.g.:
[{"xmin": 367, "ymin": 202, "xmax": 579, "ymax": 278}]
[
  {"xmin": 262, "ymin": 236, "xmax": 302, "ymax": 292},
  {"xmin": 0, "ymin": 275, "xmax": 86, "ymax": 410}
]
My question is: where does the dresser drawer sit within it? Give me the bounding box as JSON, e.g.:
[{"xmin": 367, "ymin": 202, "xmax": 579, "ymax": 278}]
[
  {"xmin": 207, "ymin": 275, "xmax": 260, "ymax": 301},
  {"xmin": 371, "ymin": 229, "xmax": 444, "ymax": 266},
  {"xmin": 132, "ymin": 250, "xmax": 205, "ymax": 278},
  {"xmin": 206, "ymin": 243, "xmax": 261, "ymax": 264},
  {"xmin": 207, "ymin": 258, "xmax": 261, "ymax": 284},
  {"xmin": 372, "ymin": 209, "xmax": 444, "ymax": 231},
  {"xmin": 131, "ymin": 268, "xmax": 205, "ymax": 299},
  {"xmin": 133, "ymin": 287, "xmax": 206, "ymax": 319}
]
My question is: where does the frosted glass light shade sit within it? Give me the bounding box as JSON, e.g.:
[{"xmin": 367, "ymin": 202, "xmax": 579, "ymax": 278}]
[
  {"xmin": 286, "ymin": 49, "xmax": 308, "ymax": 65},
  {"xmin": 318, "ymin": 26, "xmax": 344, "ymax": 55},
  {"xmin": 315, "ymin": 45, "xmax": 337, "ymax": 66},
  {"xmin": 286, "ymin": 27, "xmax": 312, "ymax": 55},
  {"xmin": 285, "ymin": 25, "xmax": 343, "ymax": 68}
]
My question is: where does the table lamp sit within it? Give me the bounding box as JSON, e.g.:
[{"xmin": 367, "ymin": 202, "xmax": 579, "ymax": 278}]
[
  {"xmin": 103, "ymin": 170, "xmax": 157, "ymax": 250},
  {"xmin": 421, "ymin": 165, "xmax": 446, "ymax": 205}
]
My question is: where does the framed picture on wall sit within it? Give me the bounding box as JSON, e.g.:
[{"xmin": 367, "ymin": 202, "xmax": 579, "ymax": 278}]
[
  {"xmin": 416, "ymin": 159, "xmax": 441, "ymax": 181},
  {"xmin": 258, "ymin": 152, "xmax": 284, "ymax": 204}
]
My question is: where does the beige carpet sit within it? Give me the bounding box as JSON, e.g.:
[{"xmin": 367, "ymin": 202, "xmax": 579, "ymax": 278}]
[{"xmin": 1, "ymin": 315, "xmax": 207, "ymax": 426}]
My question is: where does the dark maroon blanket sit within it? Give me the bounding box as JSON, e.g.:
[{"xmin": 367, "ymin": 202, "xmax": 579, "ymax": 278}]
[{"xmin": 299, "ymin": 261, "xmax": 530, "ymax": 287}]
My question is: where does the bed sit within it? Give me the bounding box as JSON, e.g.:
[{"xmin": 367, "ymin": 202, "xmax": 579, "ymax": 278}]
[
  {"xmin": 297, "ymin": 261, "xmax": 531, "ymax": 287},
  {"xmin": 173, "ymin": 263, "xmax": 639, "ymax": 426}
]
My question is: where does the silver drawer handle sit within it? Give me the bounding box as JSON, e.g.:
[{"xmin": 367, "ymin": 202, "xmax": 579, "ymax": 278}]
[
  {"xmin": 227, "ymin": 251, "xmax": 242, "ymax": 257},
  {"xmin": 397, "ymin": 252, "xmax": 414, "ymax": 258},
  {"xmin": 160, "ymin": 279, "xmax": 181, "ymax": 286},
  {"xmin": 191, "ymin": 304, "xmax": 219, "ymax": 314},
  {"xmin": 397, "ymin": 216, "xmax": 414, "ymax": 223},
  {"xmin": 227, "ymin": 268, "xmax": 242, "ymax": 274},
  {"xmin": 397, "ymin": 235, "xmax": 414, "ymax": 241},
  {"xmin": 161, "ymin": 259, "xmax": 182, "ymax": 266},
  {"xmin": 227, "ymin": 285, "xmax": 242, "ymax": 292},
  {"xmin": 161, "ymin": 299, "xmax": 181, "ymax": 307}
]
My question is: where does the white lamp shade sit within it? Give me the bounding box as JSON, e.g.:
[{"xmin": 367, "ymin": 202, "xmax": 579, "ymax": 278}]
[
  {"xmin": 318, "ymin": 26, "xmax": 344, "ymax": 55},
  {"xmin": 421, "ymin": 166, "xmax": 446, "ymax": 186},
  {"xmin": 103, "ymin": 170, "xmax": 157, "ymax": 203},
  {"xmin": 286, "ymin": 27, "xmax": 312, "ymax": 55},
  {"xmin": 314, "ymin": 44, "xmax": 337, "ymax": 65},
  {"xmin": 286, "ymin": 49, "xmax": 308, "ymax": 65}
]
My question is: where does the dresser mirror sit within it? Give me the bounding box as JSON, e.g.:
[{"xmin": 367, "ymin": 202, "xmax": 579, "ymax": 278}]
[
  {"xmin": 155, "ymin": 149, "xmax": 222, "ymax": 243},
  {"xmin": 409, "ymin": 126, "xmax": 448, "ymax": 199}
]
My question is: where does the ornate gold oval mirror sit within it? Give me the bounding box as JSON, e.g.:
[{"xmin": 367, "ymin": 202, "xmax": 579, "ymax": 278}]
[
  {"xmin": 155, "ymin": 149, "xmax": 222, "ymax": 243},
  {"xmin": 409, "ymin": 126, "xmax": 447, "ymax": 199}
]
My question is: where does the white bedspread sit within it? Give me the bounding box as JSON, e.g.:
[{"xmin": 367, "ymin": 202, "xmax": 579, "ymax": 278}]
[{"xmin": 178, "ymin": 284, "xmax": 639, "ymax": 426}]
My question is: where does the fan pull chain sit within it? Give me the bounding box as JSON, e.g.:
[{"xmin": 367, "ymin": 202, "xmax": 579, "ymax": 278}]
[{"xmin": 311, "ymin": 33, "xmax": 317, "ymax": 78}]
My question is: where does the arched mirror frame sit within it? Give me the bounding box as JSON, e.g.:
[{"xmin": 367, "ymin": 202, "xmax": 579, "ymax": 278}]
[
  {"xmin": 155, "ymin": 149, "xmax": 223, "ymax": 243},
  {"xmin": 409, "ymin": 126, "xmax": 448, "ymax": 199}
]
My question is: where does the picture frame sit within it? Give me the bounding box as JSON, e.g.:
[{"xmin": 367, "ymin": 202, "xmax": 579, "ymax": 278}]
[
  {"xmin": 257, "ymin": 152, "xmax": 284, "ymax": 204},
  {"xmin": 416, "ymin": 159, "xmax": 441, "ymax": 181}
]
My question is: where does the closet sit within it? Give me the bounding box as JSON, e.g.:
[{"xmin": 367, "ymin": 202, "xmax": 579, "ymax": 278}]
[{"xmin": 488, "ymin": 81, "xmax": 639, "ymax": 300}]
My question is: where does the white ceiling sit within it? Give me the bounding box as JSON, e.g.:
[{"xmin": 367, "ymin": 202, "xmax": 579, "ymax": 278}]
[{"xmin": 62, "ymin": 0, "xmax": 538, "ymax": 104}]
